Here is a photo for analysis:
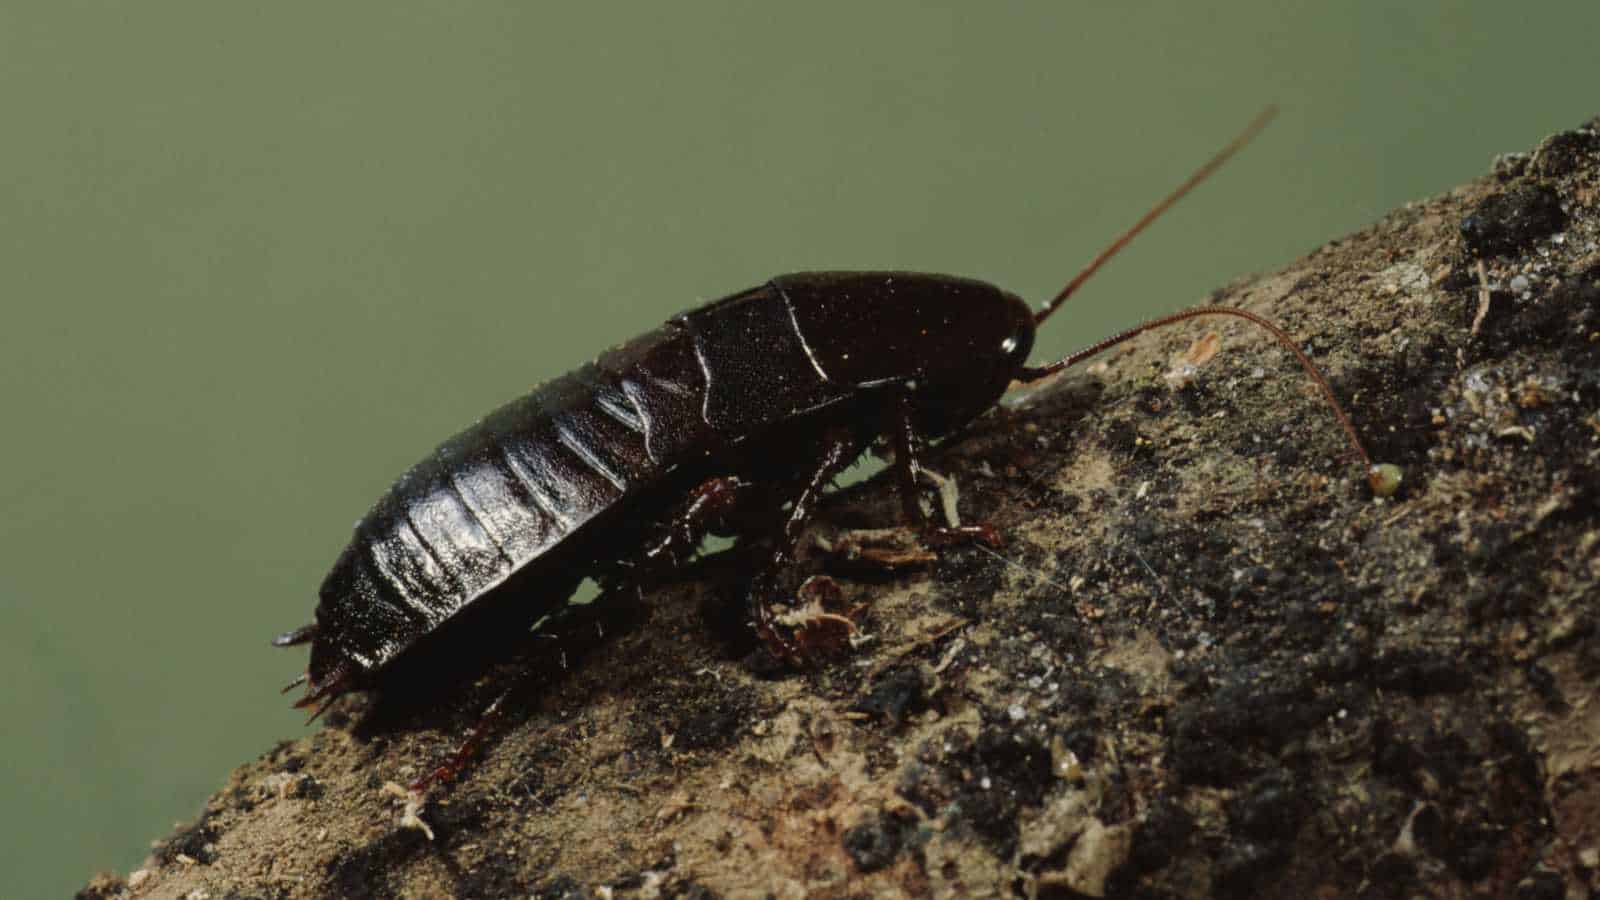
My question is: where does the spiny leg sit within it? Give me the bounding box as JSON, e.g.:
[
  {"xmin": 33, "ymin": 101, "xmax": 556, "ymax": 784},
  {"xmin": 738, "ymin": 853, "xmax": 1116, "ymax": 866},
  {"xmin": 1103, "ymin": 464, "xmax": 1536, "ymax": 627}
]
[
  {"xmin": 889, "ymin": 389, "xmax": 1002, "ymax": 548},
  {"xmin": 637, "ymin": 475, "xmax": 751, "ymax": 572},
  {"xmin": 272, "ymin": 623, "xmax": 319, "ymax": 701},
  {"xmin": 407, "ymin": 686, "xmax": 514, "ymax": 794},
  {"xmin": 750, "ymin": 426, "xmax": 868, "ymax": 664},
  {"xmin": 408, "ymin": 478, "xmax": 761, "ymax": 794}
]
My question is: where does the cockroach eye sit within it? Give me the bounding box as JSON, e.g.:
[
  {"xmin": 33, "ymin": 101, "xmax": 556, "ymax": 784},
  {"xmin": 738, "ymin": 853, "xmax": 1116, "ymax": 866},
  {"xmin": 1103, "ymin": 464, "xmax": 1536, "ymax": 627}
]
[{"xmin": 1000, "ymin": 336, "xmax": 1019, "ymax": 354}]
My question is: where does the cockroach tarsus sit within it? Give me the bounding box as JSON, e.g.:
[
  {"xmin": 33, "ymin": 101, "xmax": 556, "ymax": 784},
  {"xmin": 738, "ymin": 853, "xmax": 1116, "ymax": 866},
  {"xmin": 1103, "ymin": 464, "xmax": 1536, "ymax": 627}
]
[{"xmin": 275, "ymin": 106, "xmax": 1395, "ymax": 794}]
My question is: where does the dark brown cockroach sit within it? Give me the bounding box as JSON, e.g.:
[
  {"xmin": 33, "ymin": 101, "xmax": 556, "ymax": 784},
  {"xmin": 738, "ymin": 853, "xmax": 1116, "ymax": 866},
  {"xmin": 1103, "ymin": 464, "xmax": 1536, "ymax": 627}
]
[{"xmin": 275, "ymin": 108, "xmax": 1387, "ymax": 787}]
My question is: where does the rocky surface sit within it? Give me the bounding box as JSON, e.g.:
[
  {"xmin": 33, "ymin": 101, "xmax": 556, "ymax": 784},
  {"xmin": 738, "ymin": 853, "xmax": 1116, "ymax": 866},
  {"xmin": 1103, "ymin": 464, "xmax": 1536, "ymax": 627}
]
[{"xmin": 83, "ymin": 116, "xmax": 1600, "ymax": 899}]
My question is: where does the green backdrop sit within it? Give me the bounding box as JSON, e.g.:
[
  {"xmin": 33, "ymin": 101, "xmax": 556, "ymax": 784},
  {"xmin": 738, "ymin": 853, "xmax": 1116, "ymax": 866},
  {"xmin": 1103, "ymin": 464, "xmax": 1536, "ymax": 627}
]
[{"xmin": 3, "ymin": 3, "xmax": 1596, "ymax": 895}]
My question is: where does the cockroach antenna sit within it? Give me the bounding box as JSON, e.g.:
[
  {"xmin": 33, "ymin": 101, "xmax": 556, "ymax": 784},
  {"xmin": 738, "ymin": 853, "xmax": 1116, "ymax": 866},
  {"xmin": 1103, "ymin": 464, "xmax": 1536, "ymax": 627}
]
[{"xmin": 1018, "ymin": 106, "xmax": 1400, "ymax": 496}]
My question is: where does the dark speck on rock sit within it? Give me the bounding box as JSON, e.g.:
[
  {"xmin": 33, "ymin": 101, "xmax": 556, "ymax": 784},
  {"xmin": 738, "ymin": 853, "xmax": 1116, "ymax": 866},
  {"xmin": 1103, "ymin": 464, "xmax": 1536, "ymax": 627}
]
[
  {"xmin": 289, "ymin": 774, "xmax": 324, "ymax": 801},
  {"xmin": 1227, "ymin": 771, "xmax": 1304, "ymax": 841},
  {"xmin": 1126, "ymin": 797, "xmax": 1194, "ymax": 876},
  {"xmin": 1440, "ymin": 823, "xmax": 1501, "ymax": 882},
  {"xmin": 1371, "ymin": 718, "xmax": 1423, "ymax": 784},
  {"xmin": 1526, "ymin": 662, "xmax": 1563, "ymax": 708},
  {"xmin": 1516, "ymin": 869, "xmax": 1568, "ymax": 900},
  {"xmin": 1373, "ymin": 649, "xmax": 1472, "ymax": 696},
  {"xmin": 1533, "ymin": 128, "xmax": 1600, "ymax": 177},
  {"xmin": 841, "ymin": 816, "xmax": 905, "ymax": 873},
  {"xmin": 851, "ymin": 667, "xmax": 927, "ymax": 726},
  {"xmin": 1059, "ymin": 726, "xmax": 1097, "ymax": 764},
  {"xmin": 158, "ymin": 815, "xmax": 218, "ymax": 865},
  {"xmin": 1367, "ymin": 853, "xmax": 1419, "ymax": 898},
  {"xmin": 1459, "ymin": 183, "xmax": 1566, "ymax": 257},
  {"xmin": 1214, "ymin": 840, "xmax": 1292, "ymax": 899},
  {"xmin": 1409, "ymin": 803, "xmax": 1445, "ymax": 854}
]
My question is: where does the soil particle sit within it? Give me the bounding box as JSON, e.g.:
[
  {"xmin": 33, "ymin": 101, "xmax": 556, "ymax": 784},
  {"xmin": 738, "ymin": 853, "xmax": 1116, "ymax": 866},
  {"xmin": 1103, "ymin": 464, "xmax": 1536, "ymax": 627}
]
[
  {"xmin": 1532, "ymin": 127, "xmax": 1600, "ymax": 177},
  {"xmin": 1121, "ymin": 796, "xmax": 1195, "ymax": 879},
  {"xmin": 1226, "ymin": 770, "xmax": 1304, "ymax": 842},
  {"xmin": 156, "ymin": 812, "xmax": 219, "ymax": 865},
  {"xmin": 1215, "ymin": 839, "xmax": 1293, "ymax": 899},
  {"xmin": 850, "ymin": 666, "xmax": 927, "ymax": 726},
  {"xmin": 841, "ymin": 814, "xmax": 908, "ymax": 873},
  {"xmin": 1459, "ymin": 183, "xmax": 1567, "ymax": 257}
]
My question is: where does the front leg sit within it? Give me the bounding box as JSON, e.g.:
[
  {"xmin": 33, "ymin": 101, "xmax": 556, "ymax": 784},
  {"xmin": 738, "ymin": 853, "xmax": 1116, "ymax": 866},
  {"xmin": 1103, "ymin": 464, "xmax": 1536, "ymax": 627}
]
[
  {"xmin": 889, "ymin": 389, "xmax": 1002, "ymax": 547},
  {"xmin": 748, "ymin": 426, "xmax": 869, "ymax": 665}
]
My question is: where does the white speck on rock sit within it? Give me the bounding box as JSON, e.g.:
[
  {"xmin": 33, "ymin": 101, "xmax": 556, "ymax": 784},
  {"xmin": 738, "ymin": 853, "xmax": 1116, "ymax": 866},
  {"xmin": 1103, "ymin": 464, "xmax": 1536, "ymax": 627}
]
[{"xmin": 1378, "ymin": 261, "xmax": 1430, "ymax": 295}]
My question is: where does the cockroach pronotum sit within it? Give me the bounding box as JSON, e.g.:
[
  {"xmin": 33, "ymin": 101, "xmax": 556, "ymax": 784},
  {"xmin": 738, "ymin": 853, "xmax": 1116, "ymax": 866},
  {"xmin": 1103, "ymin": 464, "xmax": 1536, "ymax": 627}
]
[{"xmin": 275, "ymin": 107, "xmax": 1395, "ymax": 791}]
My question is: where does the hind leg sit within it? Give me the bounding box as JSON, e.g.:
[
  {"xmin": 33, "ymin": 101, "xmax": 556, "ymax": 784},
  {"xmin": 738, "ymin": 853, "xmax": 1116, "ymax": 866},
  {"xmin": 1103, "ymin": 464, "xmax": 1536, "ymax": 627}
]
[
  {"xmin": 409, "ymin": 480, "xmax": 764, "ymax": 794},
  {"xmin": 635, "ymin": 475, "xmax": 755, "ymax": 572},
  {"xmin": 745, "ymin": 426, "xmax": 869, "ymax": 664}
]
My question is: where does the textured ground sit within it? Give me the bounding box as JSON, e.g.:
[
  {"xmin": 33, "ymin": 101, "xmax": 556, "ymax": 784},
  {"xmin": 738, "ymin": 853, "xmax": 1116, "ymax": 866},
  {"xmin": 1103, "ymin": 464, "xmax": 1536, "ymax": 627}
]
[{"xmin": 83, "ymin": 115, "xmax": 1600, "ymax": 899}]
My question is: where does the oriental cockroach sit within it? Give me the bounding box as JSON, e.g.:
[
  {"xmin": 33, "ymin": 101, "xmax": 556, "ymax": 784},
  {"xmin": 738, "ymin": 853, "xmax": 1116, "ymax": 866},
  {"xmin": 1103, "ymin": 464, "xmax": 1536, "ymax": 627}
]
[{"xmin": 275, "ymin": 107, "xmax": 1392, "ymax": 790}]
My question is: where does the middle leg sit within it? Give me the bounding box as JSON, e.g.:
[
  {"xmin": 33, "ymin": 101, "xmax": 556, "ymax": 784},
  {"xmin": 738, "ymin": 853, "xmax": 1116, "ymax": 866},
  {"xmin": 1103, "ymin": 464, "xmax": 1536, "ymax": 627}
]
[
  {"xmin": 888, "ymin": 389, "xmax": 1002, "ymax": 547},
  {"xmin": 746, "ymin": 425, "xmax": 869, "ymax": 664}
]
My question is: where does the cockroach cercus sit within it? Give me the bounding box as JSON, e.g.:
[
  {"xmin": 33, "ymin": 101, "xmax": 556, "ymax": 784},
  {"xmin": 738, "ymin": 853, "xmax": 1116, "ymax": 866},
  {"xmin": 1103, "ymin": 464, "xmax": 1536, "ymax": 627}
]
[{"xmin": 275, "ymin": 107, "xmax": 1396, "ymax": 793}]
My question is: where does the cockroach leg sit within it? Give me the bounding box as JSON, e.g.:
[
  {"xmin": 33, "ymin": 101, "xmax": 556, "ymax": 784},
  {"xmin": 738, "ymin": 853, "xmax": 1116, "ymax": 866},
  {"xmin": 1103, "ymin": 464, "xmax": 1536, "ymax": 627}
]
[
  {"xmin": 819, "ymin": 527, "xmax": 939, "ymax": 571},
  {"xmin": 775, "ymin": 574, "xmax": 864, "ymax": 656},
  {"xmin": 921, "ymin": 521, "xmax": 1005, "ymax": 549},
  {"xmin": 292, "ymin": 664, "xmax": 352, "ymax": 724},
  {"xmin": 408, "ymin": 687, "xmax": 513, "ymax": 794},
  {"xmin": 890, "ymin": 390, "xmax": 1003, "ymax": 548},
  {"xmin": 915, "ymin": 465, "xmax": 962, "ymax": 529},
  {"xmin": 639, "ymin": 475, "xmax": 750, "ymax": 571},
  {"xmin": 750, "ymin": 427, "xmax": 867, "ymax": 665}
]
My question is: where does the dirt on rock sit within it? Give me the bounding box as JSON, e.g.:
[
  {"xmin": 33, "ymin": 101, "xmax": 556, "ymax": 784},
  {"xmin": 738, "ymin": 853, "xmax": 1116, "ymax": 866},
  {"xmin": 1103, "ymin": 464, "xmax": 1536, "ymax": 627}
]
[{"xmin": 84, "ymin": 115, "xmax": 1600, "ymax": 899}]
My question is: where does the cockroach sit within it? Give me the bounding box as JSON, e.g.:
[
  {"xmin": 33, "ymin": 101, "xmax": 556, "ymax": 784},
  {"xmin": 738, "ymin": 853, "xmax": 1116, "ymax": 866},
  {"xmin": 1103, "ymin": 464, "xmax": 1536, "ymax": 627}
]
[{"xmin": 275, "ymin": 107, "xmax": 1390, "ymax": 787}]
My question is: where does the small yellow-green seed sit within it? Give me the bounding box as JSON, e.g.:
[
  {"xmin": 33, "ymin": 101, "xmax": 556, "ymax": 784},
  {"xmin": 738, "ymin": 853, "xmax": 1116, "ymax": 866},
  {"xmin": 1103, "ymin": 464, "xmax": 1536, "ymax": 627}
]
[{"xmin": 1367, "ymin": 463, "xmax": 1403, "ymax": 497}]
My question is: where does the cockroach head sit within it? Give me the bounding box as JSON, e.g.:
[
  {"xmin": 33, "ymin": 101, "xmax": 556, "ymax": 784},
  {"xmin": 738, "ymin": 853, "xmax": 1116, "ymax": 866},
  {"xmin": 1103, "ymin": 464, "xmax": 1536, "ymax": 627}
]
[{"xmin": 901, "ymin": 285, "xmax": 1036, "ymax": 438}]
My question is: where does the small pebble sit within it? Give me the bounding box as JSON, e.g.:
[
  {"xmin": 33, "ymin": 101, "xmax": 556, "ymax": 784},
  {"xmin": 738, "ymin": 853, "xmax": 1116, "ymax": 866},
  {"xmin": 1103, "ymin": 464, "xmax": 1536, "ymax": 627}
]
[{"xmin": 1368, "ymin": 463, "xmax": 1403, "ymax": 497}]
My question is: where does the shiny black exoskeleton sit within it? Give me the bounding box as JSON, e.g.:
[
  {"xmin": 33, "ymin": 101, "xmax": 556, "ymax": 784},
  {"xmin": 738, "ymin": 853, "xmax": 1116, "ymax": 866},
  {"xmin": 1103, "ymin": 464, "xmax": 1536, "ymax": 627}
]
[
  {"xmin": 275, "ymin": 110, "xmax": 1380, "ymax": 793},
  {"xmin": 280, "ymin": 273, "xmax": 1035, "ymax": 707}
]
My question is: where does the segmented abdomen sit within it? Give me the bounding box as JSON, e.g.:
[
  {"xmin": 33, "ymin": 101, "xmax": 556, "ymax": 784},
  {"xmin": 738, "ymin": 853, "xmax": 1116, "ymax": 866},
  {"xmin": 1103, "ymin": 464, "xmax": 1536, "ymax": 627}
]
[{"xmin": 311, "ymin": 324, "xmax": 707, "ymax": 678}]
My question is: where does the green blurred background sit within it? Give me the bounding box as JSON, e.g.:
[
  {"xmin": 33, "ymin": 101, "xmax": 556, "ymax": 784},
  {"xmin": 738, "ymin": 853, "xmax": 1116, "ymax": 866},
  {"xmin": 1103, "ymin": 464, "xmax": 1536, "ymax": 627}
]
[{"xmin": 2, "ymin": 3, "xmax": 1596, "ymax": 894}]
